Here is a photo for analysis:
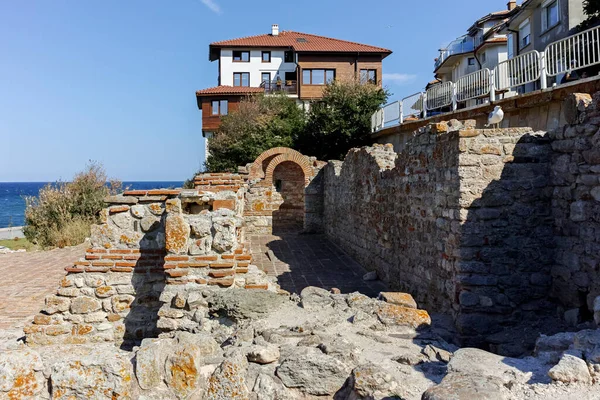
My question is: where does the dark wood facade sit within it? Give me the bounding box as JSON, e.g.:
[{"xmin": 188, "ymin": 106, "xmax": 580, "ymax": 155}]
[
  {"xmin": 197, "ymin": 94, "xmax": 244, "ymax": 133},
  {"xmin": 297, "ymin": 54, "xmax": 384, "ymax": 100}
]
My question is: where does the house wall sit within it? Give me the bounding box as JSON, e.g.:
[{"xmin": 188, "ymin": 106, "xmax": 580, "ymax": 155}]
[
  {"xmin": 297, "ymin": 54, "xmax": 383, "ymax": 99},
  {"xmin": 478, "ymin": 43, "xmax": 508, "ymax": 71},
  {"xmin": 200, "ymin": 95, "xmax": 243, "ymax": 132},
  {"xmin": 219, "ymin": 49, "xmax": 297, "ymax": 87},
  {"xmin": 508, "ymin": 0, "xmax": 585, "ymax": 57}
]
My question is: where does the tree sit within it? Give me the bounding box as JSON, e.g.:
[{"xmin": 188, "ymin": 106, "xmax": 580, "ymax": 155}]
[
  {"xmin": 205, "ymin": 93, "xmax": 306, "ymax": 172},
  {"xmin": 295, "ymin": 79, "xmax": 389, "ymax": 161},
  {"xmin": 580, "ymin": 0, "xmax": 600, "ymax": 30}
]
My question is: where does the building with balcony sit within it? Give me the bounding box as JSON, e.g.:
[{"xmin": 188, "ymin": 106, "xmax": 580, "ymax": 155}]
[
  {"xmin": 499, "ymin": 0, "xmax": 585, "ymax": 91},
  {"xmin": 196, "ymin": 24, "xmax": 392, "ymax": 140},
  {"xmin": 432, "ymin": 1, "xmax": 519, "ymax": 108}
]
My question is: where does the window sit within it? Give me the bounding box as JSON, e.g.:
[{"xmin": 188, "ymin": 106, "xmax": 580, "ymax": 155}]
[
  {"xmin": 542, "ymin": 0, "xmax": 560, "ymax": 31},
  {"xmin": 211, "ymin": 100, "xmax": 228, "ymax": 116},
  {"xmin": 233, "ymin": 72, "xmax": 250, "ymax": 87},
  {"xmin": 261, "ymin": 51, "xmax": 271, "ymax": 63},
  {"xmin": 261, "ymin": 72, "xmax": 270, "ymax": 84},
  {"xmin": 360, "ymin": 69, "xmax": 377, "ymax": 84},
  {"xmin": 519, "ymin": 19, "xmax": 531, "ymax": 49},
  {"xmin": 468, "ymin": 57, "xmax": 476, "ymax": 66},
  {"xmin": 507, "ymin": 33, "xmax": 515, "ymax": 59},
  {"xmin": 232, "ymin": 51, "xmax": 250, "ymax": 62},
  {"xmin": 302, "ymin": 69, "xmax": 335, "ymax": 85},
  {"xmin": 325, "ymin": 70, "xmax": 335, "ymax": 83},
  {"xmin": 480, "ymin": 52, "xmax": 487, "ymax": 64},
  {"xmin": 284, "ymin": 50, "xmax": 294, "ymax": 63}
]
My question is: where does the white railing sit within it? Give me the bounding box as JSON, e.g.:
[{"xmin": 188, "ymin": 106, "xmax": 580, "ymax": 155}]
[
  {"xmin": 373, "ymin": 25, "xmax": 600, "ymax": 132},
  {"xmin": 495, "ymin": 50, "xmax": 541, "ymax": 91},
  {"xmin": 545, "ymin": 25, "xmax": 600, "ymax": 76},
  {"xmin": 426, "ymin": 81, "xmax": 454, "ymax": 110},
  {"xmin": 402, "ymin": 92, "xmax": 425, "ymax": 120},
  {"xmin": 371, "ymin": 101, "xmax": 403, "ymax": 132},
  {"xmin": 371, "ymin": 108, "xmax": 384, "ymax": 132},
  {"xmin": 455, "ymin": 68, "xmax": 491, "ymax": 102}
]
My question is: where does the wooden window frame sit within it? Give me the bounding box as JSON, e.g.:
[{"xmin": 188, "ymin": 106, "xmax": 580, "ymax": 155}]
[
  {"xmin": 261, "ymin": 51, "xmax": 271, "ymax": 63},
  {"xmin": 211, "ymin": 99, "xmax": 228, "ymax": 116},
  {"xmin": 359, "ymin": 69, "xmax": 377, "ymax": 84},
  {"xmin": 302, "ymin": 69, "xmax": 335, "ymax": 85},
  {"xmin": 232, "ymin": 50, "xmax": 250, "ymax": 63},
  {"xmin": 233, "ymin": 72, "xmax": 250, "ymax": 87},
  {"xmin": 261, "ymin": 72, "xmax": 271, "ymax": 84}
]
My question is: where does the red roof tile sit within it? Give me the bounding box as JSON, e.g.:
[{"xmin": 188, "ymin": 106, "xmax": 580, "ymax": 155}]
[
  {"xmin": 195, "ymin": 86, "xmax": 264, "ymax": 96},
  {"xmin": 210, "ymin": 31, "xmax": 391, "ymax": 57}
]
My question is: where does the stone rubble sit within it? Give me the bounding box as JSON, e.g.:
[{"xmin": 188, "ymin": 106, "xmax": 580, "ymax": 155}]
[{"xmin": 2, "ymin": 288, "xmax": 600, "ymax": 399}]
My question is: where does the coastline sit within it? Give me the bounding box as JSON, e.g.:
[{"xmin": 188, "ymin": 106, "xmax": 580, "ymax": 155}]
[{"xmin": 0, "ymin": 226, "xmax": 24, "ymax": 240}]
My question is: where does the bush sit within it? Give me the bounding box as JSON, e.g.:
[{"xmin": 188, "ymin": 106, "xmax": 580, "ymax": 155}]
[
  {"xmin": 206, "ymin": 93, "xmax": 306, "ymax": 172},
  {"xmin": 296, "ymin": 79, "xmax": 389, "ymax": 161},
  {"xmin": 23, "ymin": 162, "xmax": 121, "ymax": 248}
]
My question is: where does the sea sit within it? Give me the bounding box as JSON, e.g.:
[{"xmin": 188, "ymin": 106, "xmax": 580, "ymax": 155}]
[{"xmin": 0, "ymin": 182, "xmax": 183, "ymax": 229}]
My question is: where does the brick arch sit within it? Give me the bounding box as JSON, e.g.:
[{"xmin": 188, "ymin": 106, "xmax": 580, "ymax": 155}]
[
  {"xmin": 250, "ymin": 147, "xmax": 307, "ymax": 180},
  {"xmin": 263, "ymin": 153, "xmax": 313, "ymax": 186}
]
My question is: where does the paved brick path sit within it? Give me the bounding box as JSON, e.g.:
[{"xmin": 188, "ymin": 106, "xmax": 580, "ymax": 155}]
[
  {"xmin": 250, "ymin": 233, "xmax": 386, "ymax": 297},
  {"xmin": 0, "ymin": 245, "xmax": 84, "ymax": 329}
]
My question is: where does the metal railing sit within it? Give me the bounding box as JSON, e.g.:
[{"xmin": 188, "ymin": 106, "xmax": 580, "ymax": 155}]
[
  {"xmin": 426, "ymin": 81, "xmax": 454, "ymax": 111},
  {"xmin": 435, "ymin": 36, "xmax": 475, "ymax": 71},
  {"xmin": 372, "ymin": 25, "xmax": 600, "ymax": 133},
  {"xmin": 495, "ymin": 50, "xmax": 541, "ymax": 91},
  {"xmin": 545, "ymin": 24, "xmax": 600, "ymax": 76},
  {"xmin": 261, "ymin": 80, "xmax": 297, "ymax": 95},
  {"xmin": 455, "ymin": 68, "xmax": 491, "ymax": 102},
  {"xmin": 402, "ymin": 92, "xmax": 425, "ymax": 120}
]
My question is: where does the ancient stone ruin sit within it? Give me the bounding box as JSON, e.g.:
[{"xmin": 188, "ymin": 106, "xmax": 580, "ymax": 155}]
[{"xmin": 2, "ymin": 92, "xmax": 600, "ymax": 399}]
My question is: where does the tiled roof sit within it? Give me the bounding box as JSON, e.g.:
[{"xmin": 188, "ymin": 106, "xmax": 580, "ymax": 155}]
[
  {"xmin": 195, "ymin": 86, "xmax": 264, "ymax": 96},
  {"xmin": 210, "ymin": 31, "xmax": 392, "ymax": 55}
]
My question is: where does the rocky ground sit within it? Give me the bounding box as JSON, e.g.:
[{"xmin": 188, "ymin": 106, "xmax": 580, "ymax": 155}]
[{"xmin": 1, "ymin": 287, "xmax": 599, "ymax": 399}]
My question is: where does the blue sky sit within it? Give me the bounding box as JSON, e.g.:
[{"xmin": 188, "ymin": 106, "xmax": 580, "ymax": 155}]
[{"xmin": 0, "ymin": 0, "xmax": 510, "ymax": 182}]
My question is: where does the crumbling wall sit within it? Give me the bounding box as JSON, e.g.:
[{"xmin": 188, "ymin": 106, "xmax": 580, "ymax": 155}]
[
  {"xmin": 25, "ymin": 188, "xmax": 274, "ymax": 346},
  {"xmin": 324, "ymin": 122, "xmax": 556, "ymax": 348},
  {"xmin": 243, "ymin": 147, "xmax": 326, "ymax": 234}
]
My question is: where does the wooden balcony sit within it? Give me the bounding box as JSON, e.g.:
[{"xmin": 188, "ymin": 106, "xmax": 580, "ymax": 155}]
[{"xmin": 261, "ymin": 80, "xmax": 298, "ymax": 95}]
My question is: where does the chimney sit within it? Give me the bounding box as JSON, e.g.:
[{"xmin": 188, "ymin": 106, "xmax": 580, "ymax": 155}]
[
  {"xmin": 507, "ymin": 0, "xmax": 517, "ymax": 10},
  {"xmin": 271, "ymin": 24, "xmax": 279, "ymax": 36}
]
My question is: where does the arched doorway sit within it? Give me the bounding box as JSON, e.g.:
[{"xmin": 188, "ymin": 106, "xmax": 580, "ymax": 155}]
[{"xmin": 271, "ymin": 161, "xmax": 305, "ymax": 233}]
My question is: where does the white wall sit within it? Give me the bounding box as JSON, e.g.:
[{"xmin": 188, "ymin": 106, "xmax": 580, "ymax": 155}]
[{"xmin": 220, "ymin": 49, "xmax": 297, "ymax": 87}]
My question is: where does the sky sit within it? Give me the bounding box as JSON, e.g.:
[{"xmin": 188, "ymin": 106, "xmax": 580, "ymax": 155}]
[{"xmin": 0, "ymin": 0, "xmax": 511, "ymax": 182}]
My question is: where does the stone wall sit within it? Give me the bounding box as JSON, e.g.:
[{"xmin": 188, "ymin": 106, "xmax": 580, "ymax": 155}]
[
  {"xmin": 550, "ymin": 92, "xmax": 600, "ymax": 323},
  {"xmin": 324, "ymin": 122, "xmax": 557, "ymax": 348},
  {"xmin": 25, "ymin": 188, "xmax": 275, "ymax": 347}
]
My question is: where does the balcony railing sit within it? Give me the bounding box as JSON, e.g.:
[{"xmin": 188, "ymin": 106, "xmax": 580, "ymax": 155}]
[
  {"xmin": 261, "ymin": 80, "xmax": 297, "ymax": 95},
  {"xmin": 372, "ymin": 25, "xmax": 600, "ymax": 133},
  {"xmin": 435, "ymin": 37, "xmax": 475, "ymax": 70}
]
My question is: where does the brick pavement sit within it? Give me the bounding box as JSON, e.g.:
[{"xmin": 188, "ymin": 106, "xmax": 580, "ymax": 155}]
[
  {"xmin": 0, "ymin": 245, "xmax": 85, "ymax": 329},
  {"xmin": 250, "ymin": 233, "xmax": 386, "ymax": 297}
]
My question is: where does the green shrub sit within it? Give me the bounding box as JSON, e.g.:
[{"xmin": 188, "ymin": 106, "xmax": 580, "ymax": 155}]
[
  {"xmin": 206, "ymin": 93, "xmax": 306, "ymax": 172},
  {"xmin": 23, "ymin": 162, "xmax": 121, "ymax": 248}
]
